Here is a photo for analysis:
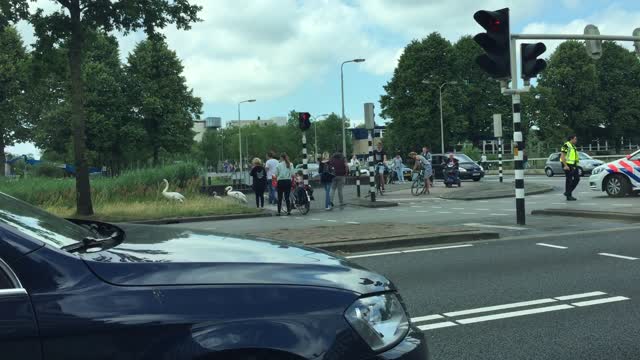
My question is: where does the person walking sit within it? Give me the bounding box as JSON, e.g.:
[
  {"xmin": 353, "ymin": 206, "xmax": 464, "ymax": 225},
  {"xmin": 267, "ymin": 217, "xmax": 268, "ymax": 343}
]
[
  {"xmin": 328, "ymin": 152, "xmax": 348, "ymax": 210},
  {"xmin": 392, "ymin": 154, "xmax": 405, "ymax": 184},
  {"xmin": 265, "ymin": 152, "xmax": 279, "ymax": 206},
  {"xmin": 275, "ymin": 153, "xmax": 294, "ymax": 215},
  {"xmin": 561, "ymin": 135, "xmax": 580, "ymax": 201},
  {"xmin": 318, "ymin": 152, "xmax": 334, "ymax": 211},
  {"xmin": 249, "ymin": 158, "xmax": 267, "ymax": 209}
]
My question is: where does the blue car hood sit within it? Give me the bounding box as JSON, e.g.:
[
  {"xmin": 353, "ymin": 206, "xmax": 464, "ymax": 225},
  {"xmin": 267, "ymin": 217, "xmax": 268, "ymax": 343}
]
[{"xmin": 81, "ymin": 224, "xmax": 392, "ymax": 295}]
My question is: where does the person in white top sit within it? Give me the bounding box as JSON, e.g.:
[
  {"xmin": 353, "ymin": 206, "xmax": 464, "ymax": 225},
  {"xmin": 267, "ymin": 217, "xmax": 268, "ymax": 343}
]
[{"xmin": 265, "ymin": 151, "xmax": 279, "ymax": 205}]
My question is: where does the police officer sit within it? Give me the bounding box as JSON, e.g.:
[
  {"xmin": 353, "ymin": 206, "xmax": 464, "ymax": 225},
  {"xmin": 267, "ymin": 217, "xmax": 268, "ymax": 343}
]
[{"xmin": 560, "ymin": 135, "xmax": 580, "ymax": 201}]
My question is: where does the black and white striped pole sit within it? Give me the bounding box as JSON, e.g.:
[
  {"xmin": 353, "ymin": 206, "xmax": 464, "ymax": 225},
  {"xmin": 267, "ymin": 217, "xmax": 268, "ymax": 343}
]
[
  {"xmin": 368, "ymin": 131, "xmax": 376, "ymax": 202},
  {"xmin": 356, "ymin": 165, "xmax": 361, "ymax": 197},
  {"xmin": 512, "ymin": 95, "xmax": 525, "ymax": 225},
  {"xmin": 302, "ymin": 132, "xmax": 309, "ymax": 187},
  {"xmin": 498, "ymin": 138, "xmax": 503, "ymax": 183},
  {"xmin": 364, "ymin": 102, "xmax": 376, "ymax": 202},
  {"xmin": 493, "ymin": 114, "xmax": 504, "ymax": 184}
]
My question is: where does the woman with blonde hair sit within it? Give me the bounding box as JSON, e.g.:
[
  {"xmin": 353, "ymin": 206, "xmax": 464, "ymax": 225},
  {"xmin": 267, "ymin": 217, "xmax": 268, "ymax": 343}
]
[{"xmin": 249, "ymin": 157, "xmax": 267, "ymax": 208}]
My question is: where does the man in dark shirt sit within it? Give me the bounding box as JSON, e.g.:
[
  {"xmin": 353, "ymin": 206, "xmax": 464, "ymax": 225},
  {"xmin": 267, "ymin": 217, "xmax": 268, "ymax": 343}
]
[{"xmin": 372, "ymin": 142, "xmax": 387, "ymax": 191}]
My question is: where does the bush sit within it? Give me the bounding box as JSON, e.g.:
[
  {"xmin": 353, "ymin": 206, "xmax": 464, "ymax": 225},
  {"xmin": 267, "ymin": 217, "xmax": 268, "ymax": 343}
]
[
  {"xmin": 0, "ymin": 163, "xmax": 202, "ymax": 207},
  {"xmin": 33, "ymin": 163, "xmax": 66, "ymax": 178},
  {"xmin": 461, "ymin": 144, "xmax": 482, "ymax": 161}
]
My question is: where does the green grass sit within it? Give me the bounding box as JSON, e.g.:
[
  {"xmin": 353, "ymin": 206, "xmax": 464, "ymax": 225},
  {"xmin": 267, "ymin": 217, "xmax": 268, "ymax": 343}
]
[{"xmin": 0, "ymin": 163, "xmax": 257, "ymax": 221}]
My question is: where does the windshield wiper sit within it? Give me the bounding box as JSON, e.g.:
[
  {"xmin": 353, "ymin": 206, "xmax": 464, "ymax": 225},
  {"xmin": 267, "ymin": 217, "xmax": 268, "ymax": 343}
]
[{"xmin": 62, "ymin": 232, "xmax": 122, "ymax": 254}]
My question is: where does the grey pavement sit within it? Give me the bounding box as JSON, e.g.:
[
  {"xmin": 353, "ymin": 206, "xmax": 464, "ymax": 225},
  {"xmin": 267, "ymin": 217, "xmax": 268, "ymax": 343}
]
[
  {"xmin": 173, "ymin": 175, "xmax": 638, "ymax": 241},
  {"xmin": 349, "ymin": 226, "xmax": 640, "ymax": 359}
]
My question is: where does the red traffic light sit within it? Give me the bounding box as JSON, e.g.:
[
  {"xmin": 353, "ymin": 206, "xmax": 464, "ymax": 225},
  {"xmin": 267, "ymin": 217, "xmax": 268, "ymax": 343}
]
[{"xmin": 298, "ymin": 112, "xmax": 311, "ymax": 131}]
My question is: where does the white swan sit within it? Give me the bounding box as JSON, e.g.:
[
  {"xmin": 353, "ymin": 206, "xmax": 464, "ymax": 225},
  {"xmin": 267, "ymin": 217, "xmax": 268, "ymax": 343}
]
[
  {"xmin": 161, "ymin": 179, "xmax": 185, "ymax": 202},
  {"xmin": 225, "ymin": 186, "xmax": 247, "ymax": 204},
  {"xmin": 211, "ymin": 191, "xmax": 222, "ymax": 200}
]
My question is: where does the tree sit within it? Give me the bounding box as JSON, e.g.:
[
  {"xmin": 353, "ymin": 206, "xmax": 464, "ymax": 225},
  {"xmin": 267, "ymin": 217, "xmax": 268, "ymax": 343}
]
[
  {"xmin": 126, "ymin": 38, "xmax": 202, "ymax": 166},
  {"xmin": 537, "ymin": 41, "xmax": 603, "ymax": 142},
  {"xmin": 0, "ymin": 26, "xmax": 30, "ymax": 175},
  {"xmin": 8, "ymin": 0, "xmax": 201, "ymax": 215},
  {"xmin": 595, "ymin": 41, "xmax": 640, "ymax": 151}
]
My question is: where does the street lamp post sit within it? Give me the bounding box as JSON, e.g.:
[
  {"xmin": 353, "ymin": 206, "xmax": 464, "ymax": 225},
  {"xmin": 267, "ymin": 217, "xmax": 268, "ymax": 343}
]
[
  {"xmin": 341, "ymin": 58, "xmax": 365, "ymax": 156},
  {"xmin": 423, "ymin": 80, "xmax": 458, "ymax": 154},
  {"xmin": 311, "ymin": 113, "xmax": 329, "ymax": 160},
  {"xmin": 237, "ymin": 99, "xmax": 256, "ymax": 174}
]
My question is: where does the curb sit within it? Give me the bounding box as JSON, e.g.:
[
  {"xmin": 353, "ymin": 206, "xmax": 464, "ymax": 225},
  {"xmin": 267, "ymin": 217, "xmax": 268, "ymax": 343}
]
[
  {"xmin": 128, "ymin": 211, "xmax": 273, "ymax": 225},
  {"xmin": 532, "ymin": 209, "xmax": 640, "ymax": 222},
  {"xmin": 348, "ymin": 199, "xmax": 399, "ymax": 208},
  {"xmin": 311, "ymin": 230, "xmax": 499, "ymax": 253},
  {"xmin": 440, "ymin": 184, "xmax": 554, "ymax": 201}
]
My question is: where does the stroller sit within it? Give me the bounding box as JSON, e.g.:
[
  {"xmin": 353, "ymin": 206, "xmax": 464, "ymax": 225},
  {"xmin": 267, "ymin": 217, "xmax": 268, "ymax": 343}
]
[{"xmin": 443, "ymin": 163, "xmax": 461, "ymax": 188}]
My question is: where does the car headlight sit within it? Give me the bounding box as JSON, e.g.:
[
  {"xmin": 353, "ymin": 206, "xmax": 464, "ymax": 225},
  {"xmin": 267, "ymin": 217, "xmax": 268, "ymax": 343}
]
[
  {"xmin": 459, "ymin": 168, "xmax": 467, "ymax": 173},
  {"xmin": 345, "ymin": 293, "xmax": 409, "ymax": 352},
  {"xmin": 479, "ymin": 165, "xmax": 484, "ymax": 171},
  {"xmin": 592, "ymin": 165, "xmax": 606, "ymax": 175}
]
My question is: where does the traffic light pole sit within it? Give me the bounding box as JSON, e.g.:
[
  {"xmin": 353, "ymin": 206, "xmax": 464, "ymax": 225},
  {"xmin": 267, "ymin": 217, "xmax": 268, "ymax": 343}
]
[
  {"xmin": 368, "ymin": 131, "xmax": 376, "ymax": 202},
  {"xmin": 498, "ymin": 137, "xmax": 503, "ymax": 183},
  {"xmin": 302, "ymin": 132, "xmax": 308, "ymax": 187}
]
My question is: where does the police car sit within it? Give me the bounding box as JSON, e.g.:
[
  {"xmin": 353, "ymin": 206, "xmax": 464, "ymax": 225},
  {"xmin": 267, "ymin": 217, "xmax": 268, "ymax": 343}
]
[{"xmin": 589, "ymin": 149, "xmax": 640, "ymax": 197}]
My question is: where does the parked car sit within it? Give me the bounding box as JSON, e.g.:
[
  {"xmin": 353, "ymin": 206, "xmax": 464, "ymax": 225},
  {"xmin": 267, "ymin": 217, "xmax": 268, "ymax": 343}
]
[
  {"xmin": 544, "ymin": 152, "xmax": 604, "ymax": 177},
  {"xmin": 589, "ymin": 149, "xmax": 640, "ymax": 197},
  {"xmin": 294, "ymin": 163, "xmax": 320, "ymax": 178},
  {"xmin": 349, "ymin": 163, "xmax": 370, "ymax": 177},
  {"xmin": 0, "ymin": 192, "xmax": 427, "ymax": 360},
  {"xmin": 431, "ymin": 154, "xmax": 485, "ymax": 181}
]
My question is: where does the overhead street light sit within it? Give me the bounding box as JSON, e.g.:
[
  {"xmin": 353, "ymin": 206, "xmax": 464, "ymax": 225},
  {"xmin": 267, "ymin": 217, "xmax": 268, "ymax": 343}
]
[
  {"xmin": 341, "ymin": 58, "xmax": 366, "ymax": 156},
  {"xmin": 238, "ymin": 99, "xmax": 256, "ymax": 173},
  {"xmin": 422, "ymin": 80, "xmax": 459, "ymax": 154}
]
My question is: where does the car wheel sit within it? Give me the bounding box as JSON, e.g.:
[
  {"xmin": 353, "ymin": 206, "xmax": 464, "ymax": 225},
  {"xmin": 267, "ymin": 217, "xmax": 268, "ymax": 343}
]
[
  {"xmin": 577, "ymin": 167, "xmax": 584, "ymax": 177},
  {"xmin": 545, "ymin": 168, "xmax": 554, "ymax": 177},
  {"xmin": 473, "ymin": 177, "xmax": 481, "ymax": 182},
  {"xmin": 605, "ymin": 174, "xmax": 631, "ymax": 198}
]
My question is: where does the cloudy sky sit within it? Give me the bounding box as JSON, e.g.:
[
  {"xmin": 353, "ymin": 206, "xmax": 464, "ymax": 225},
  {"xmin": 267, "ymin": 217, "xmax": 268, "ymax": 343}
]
[{"xmin": 7, "ymin": 0, "xmax": 640, "ymax": 157}]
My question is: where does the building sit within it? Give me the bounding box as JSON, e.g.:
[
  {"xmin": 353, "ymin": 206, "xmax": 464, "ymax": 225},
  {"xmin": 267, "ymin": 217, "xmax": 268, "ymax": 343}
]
[
  {"xmin": 351, "ymin": 126, "xmax": 386, "ymax": 160},
  {"xmin": 193, "ymin": 116, "xmax": 222, "ymax": 142},
  {"xmin": 226, "ymin": 116, "xmax": 288, "ymax": 128}
]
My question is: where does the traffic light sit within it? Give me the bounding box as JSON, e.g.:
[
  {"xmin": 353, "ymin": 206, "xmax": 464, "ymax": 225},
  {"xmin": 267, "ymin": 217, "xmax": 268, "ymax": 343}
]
[
  {"xmin": 473, "ymin": 8, "xmax": 511, "ymax": 80},
  {"xmin": 520, "ymin": 43, "xmax": 547, "ymax": 84},
  {"xmin": 298, "ymin": 112, "xmax": 311, "ymax": 131}
]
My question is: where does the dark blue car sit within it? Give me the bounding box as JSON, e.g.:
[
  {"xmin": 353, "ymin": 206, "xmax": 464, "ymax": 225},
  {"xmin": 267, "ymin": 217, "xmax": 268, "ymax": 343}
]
[{"xmin": 0, "ymin": 192, "xmax": 428, "ymax": 360}]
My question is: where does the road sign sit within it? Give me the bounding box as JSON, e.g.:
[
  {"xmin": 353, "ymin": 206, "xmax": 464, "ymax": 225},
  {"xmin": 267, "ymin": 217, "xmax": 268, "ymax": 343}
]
[
  {"xmin": 364, "ymin": 103, "xmax": 375, "ymax": 130},
  {"xmin": 493, "ymin": 114, "xmax": 503, "ymax": 138},
  {"xmin": 634, "ymin": 28, "xmax": 640, "ymax": 56},
  {"xmin": 584, "ymin": 25, "xmax": 603, "ymax": 60}
]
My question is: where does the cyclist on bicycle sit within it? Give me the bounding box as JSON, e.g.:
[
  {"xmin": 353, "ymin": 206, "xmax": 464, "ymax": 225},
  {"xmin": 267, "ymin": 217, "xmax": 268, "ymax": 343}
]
[
  {"xmin": 373, "ymin": 142, "xmax": 387, "ymax": 192},
  {"xmin": 409, "ymin": 152, "xmax": 431, "ymax": 194}
]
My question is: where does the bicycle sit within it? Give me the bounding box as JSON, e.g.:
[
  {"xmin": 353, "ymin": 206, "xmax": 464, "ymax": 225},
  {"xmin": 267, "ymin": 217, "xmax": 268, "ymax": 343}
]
[
  {"xmin": 291, "ymin": 185, "xmax": 312, "ymax": 215},
  {"xmin": 411, "ymin": 170, "xmax": 429, "ymax": 196}
]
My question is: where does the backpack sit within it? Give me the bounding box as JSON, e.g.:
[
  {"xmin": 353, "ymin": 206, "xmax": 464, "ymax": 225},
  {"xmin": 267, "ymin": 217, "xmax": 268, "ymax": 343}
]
[{"xmin": 320, "ymin": 162, "xmax": 335, "ymax": 183}]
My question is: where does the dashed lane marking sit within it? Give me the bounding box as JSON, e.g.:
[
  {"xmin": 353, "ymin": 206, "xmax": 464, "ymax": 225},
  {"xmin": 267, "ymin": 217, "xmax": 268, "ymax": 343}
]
[
  {"xmin": 346, "ymin": 244, "xmax": 473, "ymax": 259},
  {"xmin": 536, "ymin": 243, "xmax": 568, "ymax": 249},
  {"xmin": 598, "ymin": 253, "xmax": 638, "ymax": 261}
]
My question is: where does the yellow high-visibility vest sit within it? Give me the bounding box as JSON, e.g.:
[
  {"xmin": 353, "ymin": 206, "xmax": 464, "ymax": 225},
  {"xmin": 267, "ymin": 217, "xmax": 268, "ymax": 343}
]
[{"xmin": 564, "ymin": 142, "xmax": 579, "ymax": 165}]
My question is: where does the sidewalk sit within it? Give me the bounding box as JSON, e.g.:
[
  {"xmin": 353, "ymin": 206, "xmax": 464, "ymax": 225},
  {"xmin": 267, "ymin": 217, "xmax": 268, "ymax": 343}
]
[{"xmin": 249, "ymin": 222, "xmax": 498, "ymax": 253}]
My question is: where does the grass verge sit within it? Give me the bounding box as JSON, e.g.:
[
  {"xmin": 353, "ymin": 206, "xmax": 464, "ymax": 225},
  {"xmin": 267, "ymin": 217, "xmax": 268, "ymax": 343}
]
[{"xmin": 45, "ymin": 195, "xmax": 258, "ymax": 222}]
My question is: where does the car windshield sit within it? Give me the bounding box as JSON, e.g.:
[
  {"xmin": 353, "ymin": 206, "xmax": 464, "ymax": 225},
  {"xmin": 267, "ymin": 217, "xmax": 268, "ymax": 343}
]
[
  {"xmin": 0, "ymin": 192, "xmax": 92, "ymax": 249},
  {"xmin": 579, "ymin": 152, "xmax": 593, "ymax": 159},
  {"xmin": 455, "ymin": 154, "xmax": 474, "ymax": 163}
]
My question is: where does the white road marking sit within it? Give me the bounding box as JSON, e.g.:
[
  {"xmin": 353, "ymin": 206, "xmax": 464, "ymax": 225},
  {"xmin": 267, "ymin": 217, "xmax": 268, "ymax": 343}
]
[
  {"xmin": 536, "ymin": 243, "xmax": 568, "ymax": 249},
  {"xmin": 551, "ymin": 203, "xmax": 566, "ymax": 205},
  {"xmin": 346, "ymin": 251, "xmax": 402, "ymax": 259},
  {"xmin": 431, "ymin": 206, "xmax": 443, "ymax": 209},
  {"xmin": 598, "ymin": 253, "xmax": 638, "ymax": 261},
  {"xmin": 489, "ymin": 213, "xmax": 509, "ymax": 216},
  {"xmin": 411, "ymin": 314, "xmax": 444, "ymax": 323},
  {"xmin": 346, "ymin": 244, "xmax": 473, "ymax": 259},
  {"xmin": 403, "ymin": 244, "xmax": 474, "ymax": 254},
  {"xmin": 571, "ymin": 296, "xmax": 630, "ymax": 307},
  {"xmin": 477, "ymin": 208, "xmax": 490, "ymax": 211},
  {"xmin": 456, "ymin": 304, "xmax": 574, "ymax": 325},
  {"xmin": 377, "ymin": 208, "xmax": 389, "ymax": 211},
  {"xmin": 452, "ymin": 208, "xmax": 465, "ymax": 210},
  {"xmin": 462, "ymin": 212, "xmax": 478, "ymax": 215},
  {"xmin": 417, "ymin": 321, "xmax": 458, "ymax": 331},
  {"xmin": 326, "ymin": 220, "xmax": 337, "ymax": 223},
  {"xmin": 311, "ymin": 218, "xmax": 322, "ymax": 221},
  {"xmin": 555, "ymin": 291, "xmax": 607, "ymax": 301},
  {"xmin": 345, "ymin": 221, "xmax": 360, "ymax": 224},
  {"xmin": 478, "ymin": 200, "xmax": 490, "ymax": 203},
  {"xmin": 444, "ymin": 298, "xmax": 557, "ymax": 317},
  {"xmin": 416, "ymin": 210, "xmax": 428, "ymax": 213},
  {"xmin": 411, "ymin": 205, "xmax": 422, "ymax": 208},
  {"xmin": 463, "ymin": 223, "xmax": 527, "ymax": 231}
]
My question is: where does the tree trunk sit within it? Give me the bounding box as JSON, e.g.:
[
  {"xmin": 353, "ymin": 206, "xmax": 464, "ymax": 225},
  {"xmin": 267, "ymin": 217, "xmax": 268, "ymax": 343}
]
[
  {"xmin": 68, "ymin": 3, "xmax": 93, "ymax": 215},
  {"xmin": 0, "ymin": 133, "xmax": 5, "ymax": 177}
]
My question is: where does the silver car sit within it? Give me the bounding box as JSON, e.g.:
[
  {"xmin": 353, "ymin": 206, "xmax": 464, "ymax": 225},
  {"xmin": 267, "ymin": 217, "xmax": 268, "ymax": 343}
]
[{"xmin": 544, "ymin": 152, "xmax": 604, "ymax": 177}]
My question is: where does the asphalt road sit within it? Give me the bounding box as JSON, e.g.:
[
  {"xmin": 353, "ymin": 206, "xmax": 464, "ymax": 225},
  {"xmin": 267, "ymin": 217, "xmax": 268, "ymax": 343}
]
[{"xmin": 349, "ymin": 227, "xmax": 640, "ymax": 359}]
